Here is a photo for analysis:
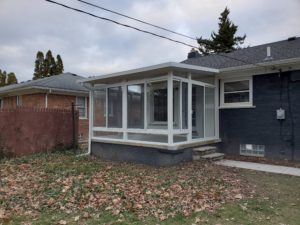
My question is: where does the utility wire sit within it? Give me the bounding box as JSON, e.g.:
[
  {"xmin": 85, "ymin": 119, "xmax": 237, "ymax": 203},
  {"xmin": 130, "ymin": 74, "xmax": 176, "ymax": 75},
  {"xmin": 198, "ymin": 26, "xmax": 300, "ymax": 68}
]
[
  {"xmin": 76, "ymin": 0, "xmax": 197, "ymax": 41},
  {"xmin": 45, "ymin": 0, "xmax": 268, "ymax": 70},
  {"xmin": 45, "ymin": 0, "xmax": 197, "ymax": 48}
]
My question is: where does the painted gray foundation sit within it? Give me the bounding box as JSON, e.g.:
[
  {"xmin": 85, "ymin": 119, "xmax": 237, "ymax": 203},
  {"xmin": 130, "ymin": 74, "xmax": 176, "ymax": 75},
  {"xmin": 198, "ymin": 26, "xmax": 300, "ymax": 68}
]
[{"xmin": 91, "ymin": 142, "xmax": 192, "ymax": 166}]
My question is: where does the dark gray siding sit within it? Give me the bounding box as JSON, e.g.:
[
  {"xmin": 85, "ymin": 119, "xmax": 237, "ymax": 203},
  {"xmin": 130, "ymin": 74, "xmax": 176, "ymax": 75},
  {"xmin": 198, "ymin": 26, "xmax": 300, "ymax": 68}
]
[{"xmin": 220, "ymin": 71, "xmax": 300, "ymax": 161}]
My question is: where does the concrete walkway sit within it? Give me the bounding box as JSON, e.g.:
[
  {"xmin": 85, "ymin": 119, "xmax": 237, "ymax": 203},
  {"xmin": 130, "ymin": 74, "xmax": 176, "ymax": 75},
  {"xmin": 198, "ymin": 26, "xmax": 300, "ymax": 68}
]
[{"xmin": 215, "ymin": 160, "xmax": 300, "ymax": 177}]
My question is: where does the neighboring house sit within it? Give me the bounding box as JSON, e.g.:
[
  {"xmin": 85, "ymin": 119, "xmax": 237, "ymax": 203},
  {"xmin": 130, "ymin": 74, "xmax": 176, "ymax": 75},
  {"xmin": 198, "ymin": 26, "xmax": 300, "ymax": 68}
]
[
  {"xmin": 0, "ymin": 73, "xmax": 90, "ymax": 141},
  {"xmin": 80, "ymin": 37, "xmax": 300, "ymax": 166}
]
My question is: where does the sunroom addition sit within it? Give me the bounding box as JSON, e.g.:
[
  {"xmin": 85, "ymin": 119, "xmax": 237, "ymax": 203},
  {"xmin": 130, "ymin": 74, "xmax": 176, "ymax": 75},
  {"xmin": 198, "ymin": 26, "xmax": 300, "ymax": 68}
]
[{"xmin": 84, "ymin": 62, "xmax": 219, "ymax": 150}]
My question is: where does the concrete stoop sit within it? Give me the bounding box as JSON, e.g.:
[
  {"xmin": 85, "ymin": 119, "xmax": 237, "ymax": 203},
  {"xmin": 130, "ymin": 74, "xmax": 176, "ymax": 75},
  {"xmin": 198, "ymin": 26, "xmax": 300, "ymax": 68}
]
[{"xmin": 192, "ymin": 146, "xmax": 224, "ymax": 161}]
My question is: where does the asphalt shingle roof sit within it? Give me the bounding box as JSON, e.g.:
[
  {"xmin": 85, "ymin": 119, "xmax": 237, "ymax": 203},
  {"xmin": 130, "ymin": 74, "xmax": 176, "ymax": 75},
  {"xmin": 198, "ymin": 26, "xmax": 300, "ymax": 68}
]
[
  {"xmin": 182, "ymin": 37, "xmax": 300, "ymax": 69},
  {"xmin": 0, "ymin": 73, "xmax": 89, "ymax": 95}
]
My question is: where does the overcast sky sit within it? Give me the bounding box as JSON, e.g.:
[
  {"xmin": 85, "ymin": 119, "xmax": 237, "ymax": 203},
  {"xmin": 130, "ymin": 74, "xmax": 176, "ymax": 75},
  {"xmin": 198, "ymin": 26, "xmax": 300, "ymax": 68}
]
[{"xmin": 0, "ymin": 0, "xmax": 300, "ymax": 81}]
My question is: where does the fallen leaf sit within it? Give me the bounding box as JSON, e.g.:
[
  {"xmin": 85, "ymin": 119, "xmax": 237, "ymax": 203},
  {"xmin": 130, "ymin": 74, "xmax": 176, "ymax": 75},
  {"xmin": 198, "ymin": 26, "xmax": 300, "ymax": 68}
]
[
  {"xmin": 0, "ymin": 208, "xmax": 5, "ymax": 219},
  {"xmin": 234, "ymin": 194, "xmax": 243, "ymax": 199},
  {"xmin": 58, "ymin": 220, "xmax": 67, "ymax": 225}
]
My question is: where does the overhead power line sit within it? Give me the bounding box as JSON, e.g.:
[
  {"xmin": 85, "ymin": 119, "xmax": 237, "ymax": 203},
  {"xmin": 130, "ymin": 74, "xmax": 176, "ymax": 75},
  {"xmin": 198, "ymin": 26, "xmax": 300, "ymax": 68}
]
[
  {"xmin": 45, "ymin": 0, "xmax": 268, "ymax": 70},
  {"xmin": 45, "ymin": 0, "xmax": 197, "ymax": 48},
  {"xmin": 76, "ymin": 0, "xmax": 197, "ymax": 41}
]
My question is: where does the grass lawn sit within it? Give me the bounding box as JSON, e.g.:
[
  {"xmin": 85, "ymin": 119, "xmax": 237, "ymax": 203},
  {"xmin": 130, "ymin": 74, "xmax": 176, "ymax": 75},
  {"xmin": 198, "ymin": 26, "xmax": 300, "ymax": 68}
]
[{"xmin": 1, "ymin": 151, "xmax": 300, "ymax": 225}]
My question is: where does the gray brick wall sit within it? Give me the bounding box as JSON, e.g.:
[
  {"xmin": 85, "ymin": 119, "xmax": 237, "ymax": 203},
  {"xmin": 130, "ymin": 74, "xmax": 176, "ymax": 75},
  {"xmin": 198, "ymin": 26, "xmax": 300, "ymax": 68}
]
[{"xmin": 220, "ymin": 71, "xmax": 300, "ymax": 161}]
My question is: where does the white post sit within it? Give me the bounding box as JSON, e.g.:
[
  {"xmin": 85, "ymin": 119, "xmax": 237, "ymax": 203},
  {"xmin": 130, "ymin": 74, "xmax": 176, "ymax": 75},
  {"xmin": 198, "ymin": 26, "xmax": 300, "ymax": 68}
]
[
  {"xmin": 105, "ymin": 88, "xmax": 108, "ymax": 128},
  {"xmin": 187, "ymin": 73, "xmax": 192, "ymax": 141},
  {"xmin": 179, "ymin": 81, "xmax": 182, "ymax": 130},
  {"xmin": 144, "ymin": 81, "xmax": 147, "ymax": 129},
  {"xmin": 122, "ymin": 83, "xmax": 128, "ymax": 140},
  {"xmin": 203, "ymin": 87, "xmax": 206, "ymax": 138},
  {"xmin": 88, "ymin": 87, "xmax": 94, "ymax": 155},
  {"xmin": 214, "ymin": 77, "xmax": 220, "ymax": 139},
  {"xmin": 167, "ymin": 71, "xmax": 173, "ymax": 145}
]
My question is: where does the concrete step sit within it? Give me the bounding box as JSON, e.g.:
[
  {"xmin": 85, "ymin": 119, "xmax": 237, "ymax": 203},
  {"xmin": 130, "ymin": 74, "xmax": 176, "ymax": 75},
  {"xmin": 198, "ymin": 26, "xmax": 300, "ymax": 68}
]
[
  {"xmin": 201, "ymin": 153, "xmax": 225, "ymax": 161},
  {"xmin": 193, "ymin": 146, "xmax": 217, "ymax": 156}
]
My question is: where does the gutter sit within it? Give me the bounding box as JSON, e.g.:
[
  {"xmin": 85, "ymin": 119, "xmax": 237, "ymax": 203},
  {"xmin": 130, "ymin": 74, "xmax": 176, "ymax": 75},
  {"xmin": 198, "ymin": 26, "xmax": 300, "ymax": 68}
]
[{"xmin": 0, "ymin": 86, "xmax": 89, "ymax": 97}]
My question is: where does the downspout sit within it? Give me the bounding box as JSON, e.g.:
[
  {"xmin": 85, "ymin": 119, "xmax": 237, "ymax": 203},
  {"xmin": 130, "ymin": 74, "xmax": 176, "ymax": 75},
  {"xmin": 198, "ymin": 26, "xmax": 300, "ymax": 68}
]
[
  {"xmin": 45, "ymin": 89, "xmax": 52, "ymax": 108},
  {"xmin": 77, "ymin": 83, "xmax": 93, "ymax": 157}
]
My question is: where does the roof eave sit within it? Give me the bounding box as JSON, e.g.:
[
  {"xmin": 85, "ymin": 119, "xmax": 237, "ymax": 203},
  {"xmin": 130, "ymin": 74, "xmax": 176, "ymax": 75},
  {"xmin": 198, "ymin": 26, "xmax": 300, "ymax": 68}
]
[
  {"xmin": 0, "ymin": 86, "xmax": 89, "ymax": 97},
  {"xmin": 78, "ymin": 62, "xmax": 219, "ymax": 84},
  {"xmin": 219, "ymin": 57, "xmax": 300, "ymax": 73}
]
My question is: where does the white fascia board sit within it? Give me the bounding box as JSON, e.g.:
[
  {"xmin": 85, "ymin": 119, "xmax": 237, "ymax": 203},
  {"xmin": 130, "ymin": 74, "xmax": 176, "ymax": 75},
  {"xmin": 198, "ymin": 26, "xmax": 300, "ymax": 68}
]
[
  {"xmin": 218, "ymin": 57, "xmax": 300, "ymax": 78},
  {"xmin": 78, "ymin": 62, "xmax": 219, "ymax": 84},
  {"xmin": 0, "ymin": 86, "xmax": 89, "ymax": 97}
]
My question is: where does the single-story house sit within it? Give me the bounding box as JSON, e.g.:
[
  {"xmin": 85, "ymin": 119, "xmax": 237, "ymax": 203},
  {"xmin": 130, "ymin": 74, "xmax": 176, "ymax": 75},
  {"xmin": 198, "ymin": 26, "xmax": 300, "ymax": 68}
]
[
  {"xmin": 0, "ymin": 73, "xmax": 90, "ymax": 140},
  {"xmin": 80, "ymin": 37, "xmax": 300, "ymax": 165}
]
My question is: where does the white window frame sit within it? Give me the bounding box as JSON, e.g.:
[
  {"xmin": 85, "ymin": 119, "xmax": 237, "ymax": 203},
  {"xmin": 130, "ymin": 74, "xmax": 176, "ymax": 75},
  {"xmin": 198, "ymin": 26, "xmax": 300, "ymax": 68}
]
[
  {"xmin": 147, "ymin": 80, "xmax": 168, "ymax": 125},
  {"xmin": 91, "ymin": 73, "xmax": 218, "ymax": 148},
  {"xmin": 76, "ymin": 96, "xmax": 87, "ymax": 119},
  {"xmin": 240, "ymin": 144, "xmax": 265, "ymax": 157},
  {"xmin": 16, "ymin": 96, "xmax": 22, "ymax": 107},
  {"xmin": 220, "ymin": 76, "xmax": 253, "ymax": 108}
]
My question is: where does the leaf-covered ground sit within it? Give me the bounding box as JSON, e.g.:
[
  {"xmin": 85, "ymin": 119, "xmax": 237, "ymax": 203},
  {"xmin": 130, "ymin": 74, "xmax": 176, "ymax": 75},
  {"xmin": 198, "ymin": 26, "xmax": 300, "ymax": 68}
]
[
  {"xmin": 1, "ymin": 152, "xmax": 300, "ymax": 225},
  {"xmin": 0, "ymin": 152, "xmax": 249, "ymax": 224}
]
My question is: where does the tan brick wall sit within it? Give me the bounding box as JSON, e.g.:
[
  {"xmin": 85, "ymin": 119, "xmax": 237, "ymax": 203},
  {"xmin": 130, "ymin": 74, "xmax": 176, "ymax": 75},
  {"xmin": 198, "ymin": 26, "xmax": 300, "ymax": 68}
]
[
  {"xmin": 47, "ymin": 94, "xmax": 89, "ymax": 141},
  {"xmin": 22, "ymin": 94, "xmax": 46, "ymax": 108},
  {"xmin": 47, "ymin": 94, "xmax": 75, "ymax": 109}
]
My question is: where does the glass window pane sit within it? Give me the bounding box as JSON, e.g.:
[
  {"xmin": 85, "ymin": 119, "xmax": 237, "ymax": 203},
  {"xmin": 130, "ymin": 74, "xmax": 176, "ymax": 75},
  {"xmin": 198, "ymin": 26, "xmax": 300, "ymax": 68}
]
[
  {"xmin": 205, "ymin": 87, "xmax": 215, "ymax": 137},
  {"xmin": 224, "ymin": 92, "xmax": 249, "ymax": 103},
  {"xmin": 173, "ymin": 134, "xmax": 188, "ymax": 143},
  {"xmin": 93, "ymin": 89, "xmax": 106, "ymax": 127},
  {"xmin": 192, "ymin": 85, "xmax": 204, "ymax": 139},
  {"xmin": 94, "ymin": 131, "xmax": 123, "ymax": 140},
  {"xmin": 78, "ymin": 108, "xmax": 85, "ymax": 117},
  {"xmin": 128, "ymin": 133, "xmax": 168, "ymax": 143},
  {"xmin": 224, "ymin": 80, "xmax": 249, "ymax": 92},
  {"xmin": 76, "ymin": 96, "xmax": 85, "ymax": 107},
  {"xmin": 173, "ymin": 80, "xmax": 180, "ymax": 129},
  {"xmin": 147, "ymin": 81, "xmax": 168, "ymax": 129},
  {"xmin": 127, "ymin": 84, "xmax": 144, "ymax": 129},
  {"xmin": 76, "ymin": 97, "xmax": 86, "ymax": 118},
  {"xmin": 108, "ymin": 86, "xmax": 122, "ymax": 128},
  {"xmin": 181, "ymin": 82, "xmax": 188, "ymax": 129}
]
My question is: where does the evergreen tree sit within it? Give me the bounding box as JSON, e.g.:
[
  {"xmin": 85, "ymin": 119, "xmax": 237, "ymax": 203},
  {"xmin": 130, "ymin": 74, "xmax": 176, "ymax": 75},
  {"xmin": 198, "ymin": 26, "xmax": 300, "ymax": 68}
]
[
  {"xmin": 49, "ymin": 56, "xmax": 57, "ymax": 76},
  {"xmin": 0, "ymin": 70, "xmax": 18, "ymax": 86},
  {"xmin": 0, "ymin": 71, "xmax": 7, "ymax": 86},
  {"xmin": 33, "ymin": 51, "xmax": 44, "ymax": 80},
  {"xmin": 32, "ymin": 50, "xmax": 64, "ymax": 79},
  {"xmin": 7, "ymin": 73, "xmax": 18, "ymax": 85},
  {"xmin": 44, "ymin": 50, "xmax": 53, "ymax": 77},
  {"xmin": 197, "ymin": 7, "xmax": 246, "ymax": 55},
  {"xmin": 0, "ymin": 70, "xmax": 6, "ymax": 86},
  {"xmin": 55, "ymin": 54, "xmax": 64, "ymax": 75}
]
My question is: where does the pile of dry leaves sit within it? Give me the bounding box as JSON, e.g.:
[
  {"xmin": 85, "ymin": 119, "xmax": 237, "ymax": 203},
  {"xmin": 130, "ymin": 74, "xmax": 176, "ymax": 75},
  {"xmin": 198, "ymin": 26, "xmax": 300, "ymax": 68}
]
[{"xmin": 0, "ymin": 153, "xmax": 251, "ymax": 221}]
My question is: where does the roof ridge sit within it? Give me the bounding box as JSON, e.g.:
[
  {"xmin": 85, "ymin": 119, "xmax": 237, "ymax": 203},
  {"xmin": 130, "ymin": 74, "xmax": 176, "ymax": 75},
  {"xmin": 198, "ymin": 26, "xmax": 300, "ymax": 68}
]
[{"xmin": 183, "ymin": 36, "xmax": 300, "ymax": 62}]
